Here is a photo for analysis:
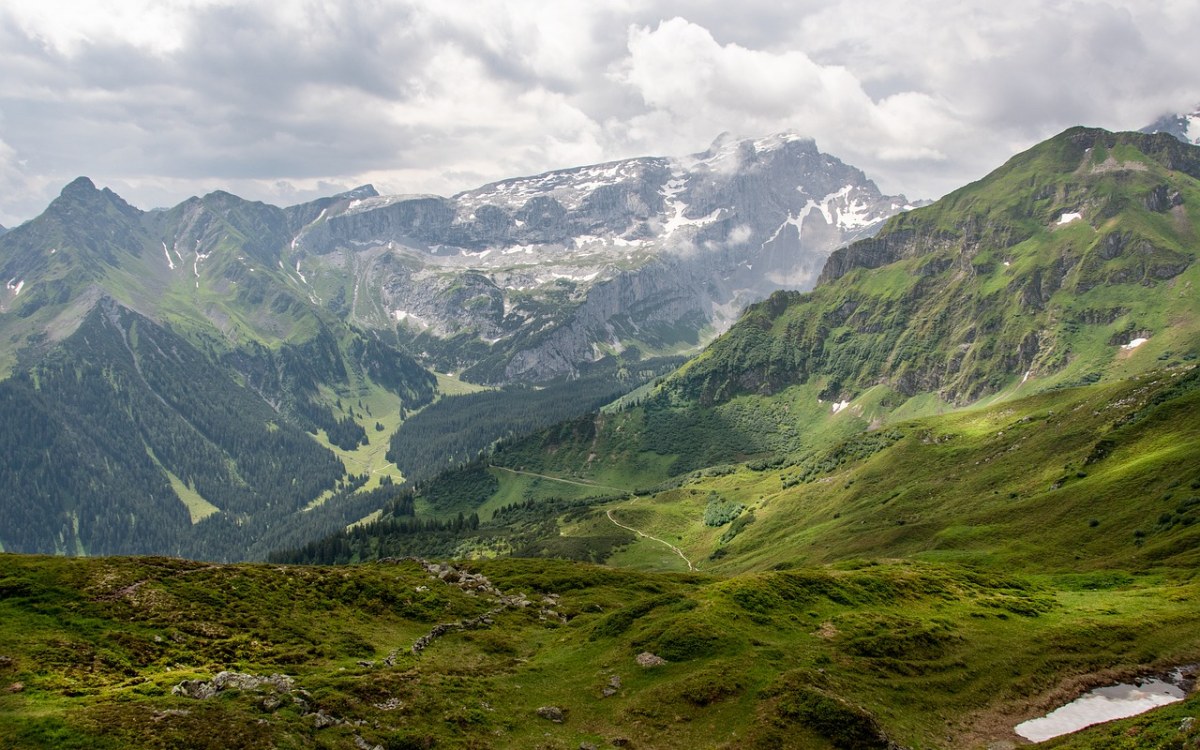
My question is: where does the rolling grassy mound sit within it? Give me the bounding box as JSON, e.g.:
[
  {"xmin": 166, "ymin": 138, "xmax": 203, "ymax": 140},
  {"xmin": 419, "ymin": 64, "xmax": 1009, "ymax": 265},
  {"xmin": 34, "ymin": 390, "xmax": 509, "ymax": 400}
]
[{"xmin": 1, "ymin": 552, "xmax": 1197, "ymax": 749}]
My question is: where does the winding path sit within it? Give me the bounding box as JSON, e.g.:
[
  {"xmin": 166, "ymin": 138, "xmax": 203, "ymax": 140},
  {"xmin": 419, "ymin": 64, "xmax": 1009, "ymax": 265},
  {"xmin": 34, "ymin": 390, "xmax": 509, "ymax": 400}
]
[
  {"xmin": 605, "ymin": 506, "xmax": 696, "ymax": 572},
  {"xmin": 490, "ymin": 465, "xmax": 697, "ymax": 572},
  {"xmin": 491, "ymin": 465, "xmax": 627, "ymax": 493}
]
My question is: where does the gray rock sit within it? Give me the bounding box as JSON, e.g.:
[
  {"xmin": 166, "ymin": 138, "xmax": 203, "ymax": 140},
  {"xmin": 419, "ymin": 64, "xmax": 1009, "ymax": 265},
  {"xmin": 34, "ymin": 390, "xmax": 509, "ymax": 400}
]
[
  {"xmin": 312, "ymin": 709, "xmax": 339, "ymax": 729},
  {"xmin": 601, "ymin": 674, "xmax": 621, "ymax": 697},
  {"xmin": 354, "ymin": 736, "xmax": 385, "ymax": 750},
  {"xmin": 635, "ymin": 652, "xmax": 667, "ymax": 668},
  {"xmin": 536, "ymin": 705, "xmax": 566, "ymax": 723},
  {"xmin": 151, "ymin": 709, "xmax": 191, "ymax": 720},
  {"xmin": 373, "ymin": 697, "xmax": 403, "ymax": 711},
  {"xmin": 172, "ymin": 671, "xmax": 296, "ymax": 700}
]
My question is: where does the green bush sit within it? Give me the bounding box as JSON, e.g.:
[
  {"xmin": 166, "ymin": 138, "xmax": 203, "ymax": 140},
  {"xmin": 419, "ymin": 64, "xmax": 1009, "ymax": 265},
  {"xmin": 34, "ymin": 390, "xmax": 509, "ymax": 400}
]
[
  {"xmin": 676, "ymin": 668, "xmax": 745, "ymax": 706},
  {"xmin": 590, "ymin": 594, "xmax": 685, "ymax": 640},
  {"xmin": 721, "ymin": 511, "xmax": 756, "ymax": 543},
  {"xmin": 703, "ymin": 492, "xmax": 745, "ymax": 527},
  {"xmin": 836, "ymin": 613, "xmax": 960, "ymax": 660}
]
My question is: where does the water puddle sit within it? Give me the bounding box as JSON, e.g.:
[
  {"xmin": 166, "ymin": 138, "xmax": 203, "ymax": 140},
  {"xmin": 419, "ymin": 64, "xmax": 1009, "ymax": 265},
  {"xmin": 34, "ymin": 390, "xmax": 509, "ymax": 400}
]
[{"xmin": 1015, "ymin": 667, "xmax": 1195, "ymax": 743}]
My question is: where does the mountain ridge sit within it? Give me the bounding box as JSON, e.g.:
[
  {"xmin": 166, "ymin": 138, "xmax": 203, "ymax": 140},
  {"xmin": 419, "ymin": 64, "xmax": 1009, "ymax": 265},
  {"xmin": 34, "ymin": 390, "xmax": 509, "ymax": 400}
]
[
  {"xmin": 5, "ymin": 130, "xmax": 909, "ymax": 558},
  {"xmin": 286, "ymin": 126, "xmax": 1200, "ymax": 574},
  {"xmin": 668, "ymin": 127, "xmax": 1200, "ymax": 407},
  {"xmin": 3, "ymin": 133, "xmax": 913, "ymax": 385}
]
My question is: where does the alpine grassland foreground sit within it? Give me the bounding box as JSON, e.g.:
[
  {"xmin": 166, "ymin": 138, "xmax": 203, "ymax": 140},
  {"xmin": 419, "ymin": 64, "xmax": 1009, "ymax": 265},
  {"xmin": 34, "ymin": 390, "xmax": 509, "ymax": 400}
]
[{"xmin": 1, "ymin": 552, "xmax": 1198, "ymax": 750}]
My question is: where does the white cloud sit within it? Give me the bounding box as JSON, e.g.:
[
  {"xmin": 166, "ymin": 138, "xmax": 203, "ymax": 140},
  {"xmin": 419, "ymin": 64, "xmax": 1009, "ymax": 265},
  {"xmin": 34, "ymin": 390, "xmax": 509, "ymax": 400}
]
[
  {"xmin": 3, "ymin": 0, "xmax": 222, "ymax": 55},
  {"xmin": 0, "ymin": 0, "xmax": 1196, "ymax": 225},
  {"xmin": 612, "ymin": 18, "xmax": 963, "ymax": 173}
]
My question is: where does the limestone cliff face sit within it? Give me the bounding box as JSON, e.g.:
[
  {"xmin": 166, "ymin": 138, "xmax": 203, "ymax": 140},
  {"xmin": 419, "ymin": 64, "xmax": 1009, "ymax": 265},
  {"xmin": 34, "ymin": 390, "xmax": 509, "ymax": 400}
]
[{"xmin": 291, "ymin": 133, "xmax": 913, "ymax": 383}]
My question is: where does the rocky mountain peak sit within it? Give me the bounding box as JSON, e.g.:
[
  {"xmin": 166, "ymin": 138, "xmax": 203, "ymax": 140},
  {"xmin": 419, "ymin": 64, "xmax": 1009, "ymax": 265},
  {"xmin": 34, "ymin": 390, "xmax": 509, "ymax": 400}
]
[
  {"xmin": 280, "ymin": 132, "xmax": 914, "ymax": 382},
  {"xmin": 2, "ymin": 136, "xmax": 914, "ymax": 387},
  {"xmin": 340, "ymin": 184, "xmax": 380, "ymax": 200},
  {"xmin": 60, "ymin": 175, "xmax": 99, "ymax": 196},
  {"xmin": 51, "ymin": 176, "xmax": 130, "ymax": 211},
  {"xmin": 1140, "ymin": 105, "xmax": 1200, "ymax": 145}
]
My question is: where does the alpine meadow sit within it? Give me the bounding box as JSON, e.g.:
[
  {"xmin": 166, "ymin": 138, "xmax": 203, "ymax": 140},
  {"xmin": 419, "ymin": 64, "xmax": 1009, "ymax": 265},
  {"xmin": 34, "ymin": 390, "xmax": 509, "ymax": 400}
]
[{"xmin": 2, "ymin": 10, "xmax": 1200, "ymax": 747}]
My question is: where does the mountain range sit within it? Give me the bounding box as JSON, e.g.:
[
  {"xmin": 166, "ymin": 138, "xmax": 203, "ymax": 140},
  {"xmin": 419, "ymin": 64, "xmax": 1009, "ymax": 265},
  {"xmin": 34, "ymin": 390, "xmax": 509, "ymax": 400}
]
[
  {"xmin": 286, "ymin": 125, "xmax": 1200, "ymax": 566},
  {"xmin": 292, "ymin": 132, "xmax": 912, "ymax": 382},
  {"xmin": 0, "ymin": 134, "xmax": 910, "ymax": 559}
]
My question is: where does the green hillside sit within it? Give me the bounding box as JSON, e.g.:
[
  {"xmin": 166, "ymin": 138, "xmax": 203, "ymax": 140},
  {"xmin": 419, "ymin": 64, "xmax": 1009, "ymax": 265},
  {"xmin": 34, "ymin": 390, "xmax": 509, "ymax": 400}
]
[
  {"xmin": 674, "ymin": 127, "xmax": 1200, "ymax": 406},
  {"xmin": 279, "ymin": 358, "xmax": 1200, "ymax": 575},
  {"xmin": 0, "ymin": 180, "xmax": 440, "ymax": 559},
  {"xmin": 1, "ymin": 551, "xmax": 1197, "ymax": 750},
  {"xmin": 294, "ymin": 128, "xmax": 1200, "ymax": 566}
]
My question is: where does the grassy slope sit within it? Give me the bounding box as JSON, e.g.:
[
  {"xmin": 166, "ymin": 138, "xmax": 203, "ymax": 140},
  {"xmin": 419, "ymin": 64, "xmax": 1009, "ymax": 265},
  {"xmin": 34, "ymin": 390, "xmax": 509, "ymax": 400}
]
[
  {"xmin": 1, "ymin": 554, "xmax": 1197, "ymax": 750},
  {"xmin": 537, "ymin": 367, "xmax": 1200, "ymax": 577},
  {"xmin": 7, "ymin": 367, "xmax": 1190, "ymax": 748},
  {"xmin": 669, "ymin": 128, "xmax": 1200, "ymax": 408}
]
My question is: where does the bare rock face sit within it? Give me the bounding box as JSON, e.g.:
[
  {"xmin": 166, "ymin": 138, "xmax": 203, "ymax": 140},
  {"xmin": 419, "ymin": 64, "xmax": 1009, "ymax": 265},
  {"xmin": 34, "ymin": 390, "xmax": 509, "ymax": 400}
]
[{"xmin": 290, "ymin": 133, "xmax": 913, "ymax": 383}]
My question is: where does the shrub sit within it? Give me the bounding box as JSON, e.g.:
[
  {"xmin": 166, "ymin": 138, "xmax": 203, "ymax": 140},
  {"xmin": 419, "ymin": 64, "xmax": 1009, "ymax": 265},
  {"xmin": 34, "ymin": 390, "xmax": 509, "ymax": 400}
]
[
  {"xmin": 721, "ymin": 511, "xmax": 756, "ymax": 543},
  {"xmin": 676, "ymin": 669, "xmax": 745, "ymax": 706},
  {"xmin": 703, "ymin": 492, "xmax": 745, "ymax": 527}
]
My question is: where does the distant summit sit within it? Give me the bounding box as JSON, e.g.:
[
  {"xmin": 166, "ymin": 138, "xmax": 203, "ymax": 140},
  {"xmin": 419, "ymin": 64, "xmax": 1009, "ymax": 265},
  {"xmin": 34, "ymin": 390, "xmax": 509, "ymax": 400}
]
[{"xmin": 1140, "ymin": 105, "xmax": 1200, "ymax": 145}]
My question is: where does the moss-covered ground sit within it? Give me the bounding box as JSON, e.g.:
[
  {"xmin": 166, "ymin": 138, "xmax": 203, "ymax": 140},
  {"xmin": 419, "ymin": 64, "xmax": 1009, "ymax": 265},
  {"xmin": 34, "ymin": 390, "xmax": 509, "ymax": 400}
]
[{"xmin": 2, "ymin": 543, "xmax": 1198, "ymax": 749}]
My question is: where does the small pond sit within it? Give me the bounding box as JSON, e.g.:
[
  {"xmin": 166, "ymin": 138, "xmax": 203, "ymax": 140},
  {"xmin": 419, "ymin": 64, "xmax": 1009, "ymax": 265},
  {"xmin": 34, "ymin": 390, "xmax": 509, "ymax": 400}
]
[{"xmin": 1015, "ymin": 667, "xmax": 1195, "ymax": 743}]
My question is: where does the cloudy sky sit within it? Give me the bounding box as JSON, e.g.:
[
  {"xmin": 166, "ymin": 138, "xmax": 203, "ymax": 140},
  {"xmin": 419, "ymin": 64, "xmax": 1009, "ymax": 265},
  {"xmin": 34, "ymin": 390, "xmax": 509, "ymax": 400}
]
[{"xmin": 0, "ymin": 0, "xmax": 1196, "ymax": 226}]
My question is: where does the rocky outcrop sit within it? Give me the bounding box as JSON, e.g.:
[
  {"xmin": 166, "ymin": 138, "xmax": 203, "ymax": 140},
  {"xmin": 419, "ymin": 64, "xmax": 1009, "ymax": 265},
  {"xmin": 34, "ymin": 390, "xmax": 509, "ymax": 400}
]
[
  {"xmin": 172, "ymin": 671, "xmax": 296, "ymax": 700},
  {"xmin": 374, "ymin": 557, "xmax": 566, "ymax": 662},
  {"xmin": 536, "ymin": 705, "xmax": 566, "ymax": 723},
  {"xmin": 1140, "ymin": 106, "xmax": 1200, "ymax": 146},
  {"xmin": 636, "ymin": 652, "xmax": 667, "ymax": 668}
]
